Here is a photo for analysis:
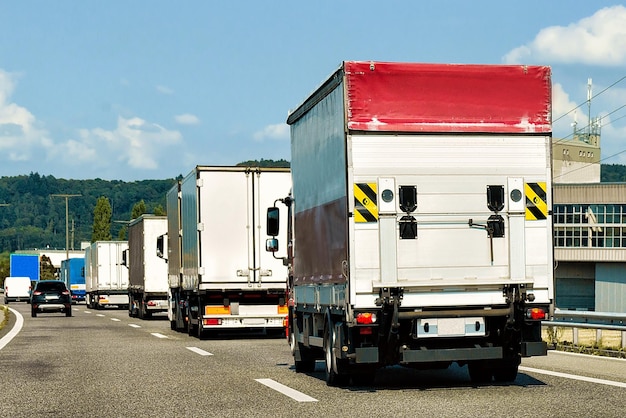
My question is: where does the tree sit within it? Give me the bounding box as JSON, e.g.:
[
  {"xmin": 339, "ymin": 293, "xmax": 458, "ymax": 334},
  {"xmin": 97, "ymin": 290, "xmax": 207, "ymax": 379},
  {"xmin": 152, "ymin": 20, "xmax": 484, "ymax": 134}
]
[
  {"xmin": 40, "ymin": 255, "xmax": 56, "ymax": 280},
  {"xmin": 118, "ymin": 225, "xmax": 127, "ymax": 240},
  {"xmin": 154, "ymin": 204, "xmax": 166, "ymax": 216},
  {"xmin": 92, "ymin": 196, "xmax": 112, "ymax": 242},
  {"xmin": 131, "ymin": 200, "xmax": 147, "ymax": 220}
]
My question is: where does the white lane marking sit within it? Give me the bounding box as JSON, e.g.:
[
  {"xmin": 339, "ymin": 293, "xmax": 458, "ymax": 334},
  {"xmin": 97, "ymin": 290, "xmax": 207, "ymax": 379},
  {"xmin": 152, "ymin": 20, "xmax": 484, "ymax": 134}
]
[
  {"xmin": 186, "ymin": 346, "xmax": 213, "ymax": 356},
  {"xmin": 83, "ymin": 310, "xmax": 92, "ymax": 314},
  {"xmin": 549, "ymin": 350, "xmax": 626, "ymax": 362},
  {"xmin": 96, "ymin": 314, "xmax": 105, "ymax": 317},
  {"xmin": 128, "ymin": 324, "xmax": 141, "ymax": 328},
  {"xmin": 111, "ymin": 318, "xmax": 121, "ymax": 322},
  {"xmin": 520, "ymin": 366, "xmax": 626, "ymax": 388},
  {"xmin": 0, "ymin": 308, "xmax": 24, "ymax": 351},
  {"xmin": 151, "ymin": 333, "xmax": 168, "ymax": 339},
  {"xmin": 255, "ymin": 378, "xmax": 318, "ymax": 402}
]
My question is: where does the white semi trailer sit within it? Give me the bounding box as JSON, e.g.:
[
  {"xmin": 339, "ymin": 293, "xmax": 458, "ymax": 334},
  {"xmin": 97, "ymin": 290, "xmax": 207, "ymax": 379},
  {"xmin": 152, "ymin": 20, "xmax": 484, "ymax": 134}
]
[
  {"xmin": 85, "ymin": 241, "xmax": 129, "ymax": 309},
  {"xmin": 163, "ymin": 166, "xmax": 292, "ymax": 337},
  {"xmin": 127, "ymin": 215, "xmax": 168, "ymax": 319},
  {"xmin": 267, "ymin": 61, "xmax": 554, "ymax": 385}
]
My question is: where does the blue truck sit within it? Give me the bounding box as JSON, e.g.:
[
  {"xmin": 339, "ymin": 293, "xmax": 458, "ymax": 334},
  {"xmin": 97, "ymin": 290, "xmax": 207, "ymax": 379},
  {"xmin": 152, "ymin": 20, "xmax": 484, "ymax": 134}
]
[
  {"xmin": 60, "ymin": 258, "xmax": 86, "ymax": 303},
  {"xmin": 10, "ymin": 254, "xmax": 40, "ymax": 282}
]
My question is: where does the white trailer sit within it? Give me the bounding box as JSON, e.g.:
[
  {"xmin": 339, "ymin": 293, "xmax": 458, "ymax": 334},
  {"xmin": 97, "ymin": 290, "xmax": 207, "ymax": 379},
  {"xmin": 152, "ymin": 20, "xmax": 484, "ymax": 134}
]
[
  {"xmin": 268, "ymin": 61, "xmax": 554, "ymax": 385},
  {"xmin": 85, "ymin": 241, "xmax": 129, "ymax": 309},
  {"xmin": 127, "ymin": 215, "xmax": 168, "ymax": 319},
  {"xmin": 164, "ymin": 166, "xmax": 291, "ymax": 337}
]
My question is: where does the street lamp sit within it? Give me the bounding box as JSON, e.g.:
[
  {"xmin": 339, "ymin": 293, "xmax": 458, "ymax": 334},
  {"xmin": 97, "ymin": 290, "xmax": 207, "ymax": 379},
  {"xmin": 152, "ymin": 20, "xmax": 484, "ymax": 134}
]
[{"xmin": 51, "ymin": 194, "xmax": 81, "ymax": 261}]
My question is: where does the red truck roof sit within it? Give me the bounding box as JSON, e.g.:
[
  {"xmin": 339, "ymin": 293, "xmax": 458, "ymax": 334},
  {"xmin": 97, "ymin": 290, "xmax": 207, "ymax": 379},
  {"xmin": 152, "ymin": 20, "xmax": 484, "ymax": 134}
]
[{"xmin": 289, "ymin": 61, "xmax": 552, "ymax": 134}]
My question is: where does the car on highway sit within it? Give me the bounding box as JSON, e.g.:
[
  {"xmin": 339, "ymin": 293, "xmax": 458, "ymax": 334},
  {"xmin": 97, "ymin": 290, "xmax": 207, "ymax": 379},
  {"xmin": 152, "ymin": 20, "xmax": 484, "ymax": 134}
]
[{"xmin": 30, "ymin": 280, "xmax": 72, "ymax": 318}]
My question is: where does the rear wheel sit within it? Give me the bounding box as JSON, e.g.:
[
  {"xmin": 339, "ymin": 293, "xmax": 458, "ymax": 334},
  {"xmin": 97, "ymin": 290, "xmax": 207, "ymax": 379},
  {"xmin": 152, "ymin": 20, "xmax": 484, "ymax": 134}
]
[
  {"xmin": 468, "ymin": 361, "xmax": 493, "ymax": 384},
  {"xmin": 324, "ymin": 324, "xmax": 349, "ymax": 386},
  {"xmin": 493, "ymin": 357, "xmax": 520, "ymax": 382},
  {"xmin": 66, "ymin": 307, "xmax": 72, "ymax": 317},
  {"xmin": 31, "ymin": 308, "xmax": 37, "ymax": 318},
  {"xmin": 294, "ymin": 343, "xmax": 316, "ymax": 373}
]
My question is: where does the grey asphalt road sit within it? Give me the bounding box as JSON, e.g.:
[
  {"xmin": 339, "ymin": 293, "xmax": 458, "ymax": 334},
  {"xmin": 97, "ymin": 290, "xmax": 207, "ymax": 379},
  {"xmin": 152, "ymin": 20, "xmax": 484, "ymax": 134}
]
[{"xmin": 1, "ymin": 302, "xmax": 625, "ymax": 418}]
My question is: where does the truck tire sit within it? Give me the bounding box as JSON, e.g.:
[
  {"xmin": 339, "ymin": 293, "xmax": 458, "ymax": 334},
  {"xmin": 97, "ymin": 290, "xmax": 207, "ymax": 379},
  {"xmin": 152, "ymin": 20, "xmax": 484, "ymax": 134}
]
[
  {"xmin": 294, "ymin": 343, "xmax": 316, "ymax": 373},
  {"xmin": 468, "ymin": 361, "xmax": 493, "ymax": 384},
  {"xmin": 493, "ymin": 357, "xmax": 520, "ymax": 382},
  {"xmin": 324, "ymin": 324, "xmax": 349, "ymax": 386}
]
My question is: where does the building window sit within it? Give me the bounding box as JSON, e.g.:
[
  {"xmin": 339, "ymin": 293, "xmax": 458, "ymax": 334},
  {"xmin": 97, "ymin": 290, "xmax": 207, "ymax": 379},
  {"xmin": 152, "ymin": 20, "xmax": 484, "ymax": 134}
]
[{"xmin": 554, "ymin": 204, "xmax": 626, "ymax": 248}]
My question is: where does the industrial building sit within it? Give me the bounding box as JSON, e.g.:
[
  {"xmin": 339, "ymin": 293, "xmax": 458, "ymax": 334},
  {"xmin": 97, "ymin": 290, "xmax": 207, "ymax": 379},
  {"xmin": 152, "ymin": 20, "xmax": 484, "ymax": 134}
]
[{"xmin": 552, "ymin": 125, "xmax": 626, "ymax": 313}]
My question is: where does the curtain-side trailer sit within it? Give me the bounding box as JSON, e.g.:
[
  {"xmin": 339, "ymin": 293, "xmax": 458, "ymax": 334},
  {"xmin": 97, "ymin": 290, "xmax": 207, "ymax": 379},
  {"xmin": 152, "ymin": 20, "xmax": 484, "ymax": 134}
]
[
  {"xmin": 164, "ymin": 166, "xmax": 292, "ymax": 338},
  {"xmin": 127, "ymin": 215, "xmax": 168, "ymax": 319},
  {"xmin": 267, "ymin": 61, "xmax": 554, "ymax": 386},
  {"xmin": 85, "ymin": 241, "xmax": 129, "ymax": 309}
]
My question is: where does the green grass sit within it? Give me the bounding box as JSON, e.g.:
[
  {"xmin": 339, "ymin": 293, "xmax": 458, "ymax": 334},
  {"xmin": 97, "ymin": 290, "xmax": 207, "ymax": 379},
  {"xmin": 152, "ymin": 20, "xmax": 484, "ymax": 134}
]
[{"xmin": 0, "ymin": 305, "xmax": 8, "ymax": 331}]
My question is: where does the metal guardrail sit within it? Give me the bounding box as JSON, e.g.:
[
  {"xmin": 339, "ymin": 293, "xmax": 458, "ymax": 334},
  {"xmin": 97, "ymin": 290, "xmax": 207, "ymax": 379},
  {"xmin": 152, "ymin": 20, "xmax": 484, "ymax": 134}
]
[{"xmin": 543, "ymin": 309, "xmax": 626, "ymax": 349}]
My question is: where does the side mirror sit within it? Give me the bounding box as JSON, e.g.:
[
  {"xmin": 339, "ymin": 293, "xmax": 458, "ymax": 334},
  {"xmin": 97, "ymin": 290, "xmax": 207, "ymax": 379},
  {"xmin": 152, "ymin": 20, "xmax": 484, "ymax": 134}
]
[
  {"xmin": 267, "ymin": 207, "xmax": 280, "ymax": 236},
  {"xmin": 266, "ymin": 238, "xmax": 279, "ymax": 253}
]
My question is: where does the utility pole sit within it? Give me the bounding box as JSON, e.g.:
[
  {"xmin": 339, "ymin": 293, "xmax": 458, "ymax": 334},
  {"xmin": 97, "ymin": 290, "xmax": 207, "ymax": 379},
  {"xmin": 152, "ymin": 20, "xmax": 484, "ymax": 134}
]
[{"xmin": 51, "ymin": 194, "xmax": 81, "ymax": 261}]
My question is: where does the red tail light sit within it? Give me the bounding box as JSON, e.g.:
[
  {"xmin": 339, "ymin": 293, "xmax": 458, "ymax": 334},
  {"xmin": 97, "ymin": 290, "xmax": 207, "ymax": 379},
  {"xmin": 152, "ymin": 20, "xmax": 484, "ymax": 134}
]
[
  {"xmin": 526, "ymin": 307, "xmax": 546, "ymax": 320},
  {"xmin": 356, "ymin": 312, "xmax": 376, "ymax": 324},
  {"xmin": 62, "ymin": 290, "xmax": 70, "ymax": 296},
  {"xmin": 33, "ymin": 291, "xmax": 42, "ymax": 296}
]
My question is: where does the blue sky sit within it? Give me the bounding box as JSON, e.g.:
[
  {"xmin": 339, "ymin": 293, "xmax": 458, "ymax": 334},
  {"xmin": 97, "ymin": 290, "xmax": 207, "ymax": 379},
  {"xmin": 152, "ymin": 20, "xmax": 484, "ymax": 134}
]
[{"xmin": 1, "ymin": 1, "xmax": 625, "ymax": 181}]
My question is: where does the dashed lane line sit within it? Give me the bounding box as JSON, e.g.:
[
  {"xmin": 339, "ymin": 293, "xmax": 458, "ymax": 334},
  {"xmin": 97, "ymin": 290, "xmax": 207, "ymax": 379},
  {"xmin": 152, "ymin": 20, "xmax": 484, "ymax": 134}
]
[
  {"xmin": 111, "ymin": 318, "xmax": 121, "ymax": 322},
  {"xmin": 186, "ymin": 346, "xmax": 213, "ymax": 356},
  {"xmin": 128, "ymin": 324, "xmax": 141, "ymax": 328},
  {"xmin": 255, "ymin": 378, "xmax": 317, "ymax": 402},
  {"xmin": 151, "ymin": 333, "xmax": 168, "ymax": 339}
]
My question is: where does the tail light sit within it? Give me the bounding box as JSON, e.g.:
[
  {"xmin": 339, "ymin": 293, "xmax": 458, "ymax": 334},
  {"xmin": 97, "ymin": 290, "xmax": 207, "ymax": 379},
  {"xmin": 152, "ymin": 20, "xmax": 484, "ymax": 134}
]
[
  {"xmin": 356, "ymin": 312, "xmax": 377, "ymax": 324},
  {"xmin": 526, "ymin": 307, "xmax": 547, "ymax": 320},
  {"xmin": 147, "ymin": 301, "xmax": 157, "ymax": 306},
  {"xmin": 62, "ymin": 290, "xmax": 70, "ymax": 296},
  {"xmin": 203, "ymin": 318, "xmax": 222, "ymax": 326},
  {"xmin": 33, "ymin": 291, "xmax": 42, "ymax": 296}
]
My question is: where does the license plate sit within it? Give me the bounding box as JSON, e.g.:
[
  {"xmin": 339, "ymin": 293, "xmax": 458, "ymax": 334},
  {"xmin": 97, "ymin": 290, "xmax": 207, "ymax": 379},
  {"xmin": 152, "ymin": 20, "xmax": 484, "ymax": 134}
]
[
  {"xmin": 416, "ymin": 317, "xmax": 485, "ymax": 338},
  {"xmin": 45, "ymin": 295, "xmax": 59, "ymax": 300}
]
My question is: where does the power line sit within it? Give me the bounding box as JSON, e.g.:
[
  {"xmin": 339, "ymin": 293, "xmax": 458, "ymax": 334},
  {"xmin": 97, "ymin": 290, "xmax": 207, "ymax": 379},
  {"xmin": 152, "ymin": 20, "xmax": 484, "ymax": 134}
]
[{"xmin": 553, "ymin": 75, "xmax": 626, "ymax": 124}]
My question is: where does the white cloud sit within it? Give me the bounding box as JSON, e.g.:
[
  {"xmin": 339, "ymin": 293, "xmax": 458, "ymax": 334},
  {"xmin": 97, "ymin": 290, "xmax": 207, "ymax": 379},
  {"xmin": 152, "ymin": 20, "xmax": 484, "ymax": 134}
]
[
  {"xmin": 504, "ymin": 5, "xmax": 626, "ymax": 65},
  {"xmin": 175, "ymin": 113, "xmax": 200, "ymax": 125},
  {"xmin": 253, "ymin": 123, "xmax": 289, "ymax": 142},
  {"xmin": 0, "ymin": 69, "xmax": 52, "ymax": 161}
]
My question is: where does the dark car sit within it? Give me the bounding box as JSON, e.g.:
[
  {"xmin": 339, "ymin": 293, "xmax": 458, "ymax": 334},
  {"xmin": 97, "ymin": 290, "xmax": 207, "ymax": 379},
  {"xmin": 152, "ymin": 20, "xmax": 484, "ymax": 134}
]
[{"xmin": 30, "ymin": 280, "xmax": 72, "ymax": 317}]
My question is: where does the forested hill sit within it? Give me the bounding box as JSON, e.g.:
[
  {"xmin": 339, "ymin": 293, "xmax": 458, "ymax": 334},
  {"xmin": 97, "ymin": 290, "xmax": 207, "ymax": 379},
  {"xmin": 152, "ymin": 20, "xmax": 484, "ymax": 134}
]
[
  {"xmin": 601, "ymin": 164, "xmax": 626, "ymax": 182},
  {"xmin": 0, "ymin": 173, "xmax": 176, "ymax": 253},
  {"xmin": 0, "ymin": 160, "xmax": 291, "ymax": 254}
]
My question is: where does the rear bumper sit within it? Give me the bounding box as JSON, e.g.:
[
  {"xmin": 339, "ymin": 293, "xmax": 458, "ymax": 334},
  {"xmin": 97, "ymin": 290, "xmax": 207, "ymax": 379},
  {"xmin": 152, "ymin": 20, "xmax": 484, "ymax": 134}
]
[{"xmin": 33, "ymin": 303, "xmax": 70, "ymax": 312}]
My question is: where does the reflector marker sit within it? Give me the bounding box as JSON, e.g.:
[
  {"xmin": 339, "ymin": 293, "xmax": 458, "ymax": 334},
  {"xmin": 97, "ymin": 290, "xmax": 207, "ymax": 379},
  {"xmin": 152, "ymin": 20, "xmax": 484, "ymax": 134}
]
[
  {"xmin": 354, "ymin": 183, "xmax": 378, "ymax": 223},
  {"xmin": 525, "ymin": 182, "xmax": 547, "ymax": 220}
]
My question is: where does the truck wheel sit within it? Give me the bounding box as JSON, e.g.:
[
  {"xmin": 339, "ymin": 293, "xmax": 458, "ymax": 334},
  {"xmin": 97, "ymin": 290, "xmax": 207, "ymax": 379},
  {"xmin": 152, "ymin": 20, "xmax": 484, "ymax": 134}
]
[
  {"xmin": 468, "ymin": 361, "xmax": 493, "ymax": 384},
  {"xmin": 493, "ymin": 357, "xmax": 520, "ymax": 382},
  {"xmin": 324, "ymin": 325, "xmax": 349, "ymax": 386},
  {"xmin": 294, "ymin": 343, "xmax": 316, "ymax": 373}
]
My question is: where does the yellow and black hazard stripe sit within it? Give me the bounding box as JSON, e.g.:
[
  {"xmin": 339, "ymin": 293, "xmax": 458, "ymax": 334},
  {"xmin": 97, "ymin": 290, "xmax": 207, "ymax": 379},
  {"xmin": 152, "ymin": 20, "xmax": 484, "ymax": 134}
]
[
  {"xmin": 354, "ymin": 183, "xmax": 378, "ymax": 223},
  {"xmin": 525, "ymin": 182, "xmax": 548, "ymax": 220}
]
